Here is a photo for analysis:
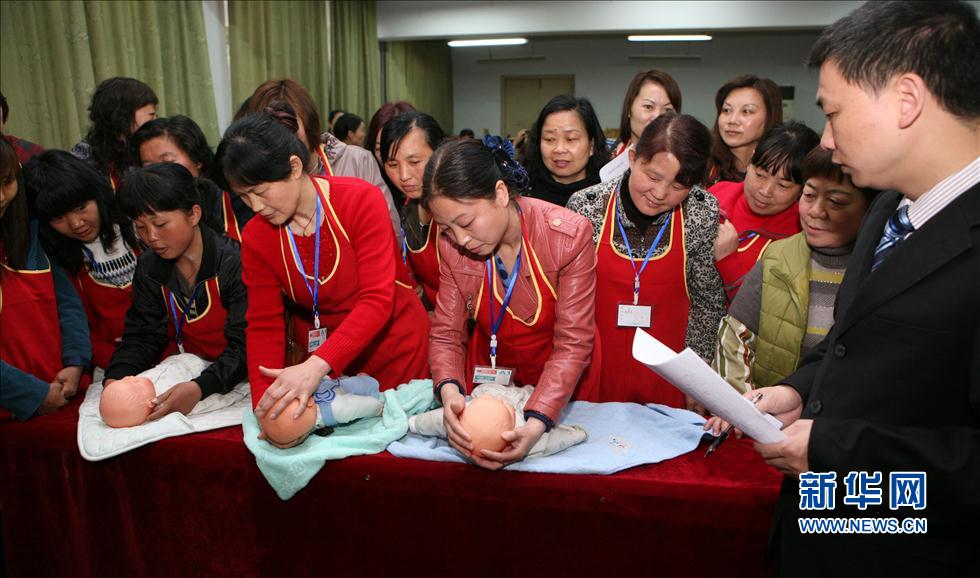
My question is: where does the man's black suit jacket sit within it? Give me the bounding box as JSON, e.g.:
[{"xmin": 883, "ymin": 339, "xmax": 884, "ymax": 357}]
[{"xmin": 773, "ymin": 183, "xmax": 980, "ymax": 576}]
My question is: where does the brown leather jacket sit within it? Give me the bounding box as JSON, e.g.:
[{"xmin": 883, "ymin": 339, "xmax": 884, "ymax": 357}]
[{"xmin": 429, "ymin": 196, "xmax": 597, "ymax": 424}]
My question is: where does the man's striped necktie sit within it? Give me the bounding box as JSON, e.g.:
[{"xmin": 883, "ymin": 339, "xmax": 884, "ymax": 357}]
[{"xmin": 871, "ymin": 205, "xmax": 915, "ymax": 272}]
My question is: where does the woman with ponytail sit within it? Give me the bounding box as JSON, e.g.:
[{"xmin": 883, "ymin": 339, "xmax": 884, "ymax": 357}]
[
  {"xmin": 216, "ymin": 113, "xmax": 429, "ymax": 447},
  {"xmin": 102, "ymin": 162, "xmax": 248, "ymax": 420},
  {"xmin": 425, "ymin": 138, "xmax": 600, "ymax": 470}
]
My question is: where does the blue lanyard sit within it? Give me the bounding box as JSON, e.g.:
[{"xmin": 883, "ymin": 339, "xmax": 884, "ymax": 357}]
[
  {"xmin": 285, "ymin": 193, "xmax": 323, "ymax": 329},
  {"xmin": 168, "ymin": 282, "xmax": 205, "ymax": 354},
  {"xmin": 615, "ymin": 191, "xmax": 672, "ymax": 305},
  {"xmin": 400, "ymin": 223, "xmax": 408, "ymax": 264},
  {"xmin": 739, "ymin": 230, "xmax": 757, "ymax": 243},
  {"xmin": 485, "ymin": 248, "xmax": 522, "ymax": 369}
]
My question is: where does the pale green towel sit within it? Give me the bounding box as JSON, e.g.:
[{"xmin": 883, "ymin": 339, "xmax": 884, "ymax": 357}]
[{"xmin": 243, "ymin": 379, "xmax": 435, "ymax": 500}]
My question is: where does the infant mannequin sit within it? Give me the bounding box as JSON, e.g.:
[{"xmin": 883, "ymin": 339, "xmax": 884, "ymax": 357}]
[
  {"xmin": 458, "ymin": 396, "xmax": 515, "ymax": 457},
  {"xmin": 408, "ymin": 383, "xmax": 588, "ymax": 461},
  {"xmin": 100, "ymin": 376, "xmax": 156, "ymax": 428},
  {"xmin": 259, "ymin": 374, "xmax": 385, "ymax": 447},
  {"xmin": 260, "ymin": 398, "xmax": 318, "ymax": 445}
]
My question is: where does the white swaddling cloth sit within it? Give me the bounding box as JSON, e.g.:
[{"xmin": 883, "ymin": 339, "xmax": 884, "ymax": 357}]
[{"xmin": 77, "ymin": 353, "xmax": 250, "ymax": 461}]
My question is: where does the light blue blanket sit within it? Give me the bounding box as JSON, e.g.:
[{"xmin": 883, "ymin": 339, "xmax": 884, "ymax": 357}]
[
  {"xmin": 387, "ymin": 401, "xmax": 711, "ymax": 474},
  {"xmin": 243, "ymin": 379, "xmax": 435, "ymax": 500}
]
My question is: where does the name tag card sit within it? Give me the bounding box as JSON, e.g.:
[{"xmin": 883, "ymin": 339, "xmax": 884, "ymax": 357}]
[
  {"xmin": 307, "ymin": 328, "xmax": 328, "ymax": 352},
  {"xmin": 618, "ymin": 304, "xmax": 652, "ymax": 328},
  {"xmin": 473, "ymin": 365, "xmax": 515, "ymax": 386}
]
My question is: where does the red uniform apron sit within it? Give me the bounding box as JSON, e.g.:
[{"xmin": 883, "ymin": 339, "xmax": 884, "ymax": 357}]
[
  {"xmin": 593, "ymin": 190, "xmax": 690, "ymax": 406},
  {"xmin": 160, "ymin": 276, "xmax": 229, "ymax": 361},
  {"xmin": 284, "ymin": 178, "xmax": 429, "ymax": 391},
  {"xmin": 220, "ymin": 190, "xmax": 242, "ymax": 242},
  {"xmin": 72, "ymin": 265, "xmax": 133, "ymax": 369},
  {"xmin": 0, "ymin": 256, "xmax": 63, "ymax": 385},
  {"xmin": 465, "ymin": 224, "xmax": 600, "ymax": 401},
  {"xmin": 712, "ymin": 182, "xmax": 800, "ymax": 303},
  {"xmin": 313, "ymin": 144, "xmax": 334, "ymax": 177},
  {"xmin": 405, "ymin": 219, "xmax": 441, "ymax": 306},
  {"xmin": 107, "ymin": 164, "xmax": 123, "ymax": 193}
]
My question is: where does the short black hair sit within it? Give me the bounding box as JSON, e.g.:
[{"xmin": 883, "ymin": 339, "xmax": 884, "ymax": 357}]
[
  {"xmin": 25, "ymin": 150, "xmax": 139, "ymax": 273},
  {"xmin": 215, "ymin": 113, "xmax": 309, "ymax": 190},
  {"xmin": 808, "ymin": 1, "xmax": 980, "ymax": 119},
  {"xmin": 458, "ymin": 128, "xmax": 475, "ymax": 138},
  {"xmin": 521, "ymin": 95, "xmax": 610, "ymax": 184},
  {"xmin": 380, "ymin": 112, "xmax": 445, "ymax": 164},
  {"xmin": 118, "ymin": 162, "xmax": 206, "ymax": 221},
  {"xmin": 131, "ymin": 115, "xmax": 216, "ymax": 180},
  {"xmin": 333, "ymin": 113, "xmax": 364, "ymax": 142},
  {"xmin": 634, "ymin": 113, "xmax": 712, "ymax": 188},
  {"xmin": 802, "ymin": 145, "xmax": 879, "ymax": 205},
  {"xmin": 750, "ymin": 121, "xmax": 820, "ymax": 185}
]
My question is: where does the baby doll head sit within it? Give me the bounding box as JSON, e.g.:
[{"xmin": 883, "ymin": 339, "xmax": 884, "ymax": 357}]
[
  {"xmin": 260, "ymin": 398, "xmax": 317, "ymax": 446},
  {"xmin": 100, "ymin": 376, "xmax": 156, "ymax": 428},
  {"xmin": 459, "ymin": 396, "xmax": 516, "ymax": 457}
]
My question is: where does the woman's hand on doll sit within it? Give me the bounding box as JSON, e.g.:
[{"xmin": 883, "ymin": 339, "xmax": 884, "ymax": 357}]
[
  {"xmin": 54, "ymin": 365, "xmax": 84, "ymax": 398},
  {"xmin": 35, "ymin": 381, "xmax": 69, "ymax": 416},
  {"xmin": 441, "ymin": 384, "xmax": 473, "ymax": 455},
  {"xmin": 255, "ymin": 356, "xmax": 331, "ymax": 420},
  {"xmin": 473, "ymin": 417, "xmax": 547, "ymax": 471},
  {"xmin": 148, "ymin": 381, "xmax": 202, "ymax": 421}
]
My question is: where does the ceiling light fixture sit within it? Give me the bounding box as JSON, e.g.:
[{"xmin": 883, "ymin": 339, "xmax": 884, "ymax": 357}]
[
  {"xmin": 627, "ymin": 34, "xmax": 712, "ymax": 42},
  {"xmin": 448, "ymin": 38, "xmax": 528, "ymax": 48}
]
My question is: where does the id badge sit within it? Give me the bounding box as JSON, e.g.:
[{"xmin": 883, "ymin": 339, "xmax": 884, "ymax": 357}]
[
  {"xmin": 617, "ymin": 304, "xmax": 652, "ymax": 328},
  {"xmin": 473, "ymin": 365, "xmax": 515, "ymax": 386},
  {"xmin": 307, "ymin": 328, "xmax": 328, "ymax": 352}
]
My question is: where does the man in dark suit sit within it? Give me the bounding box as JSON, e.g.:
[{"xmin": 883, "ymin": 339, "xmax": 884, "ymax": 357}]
[{"xmin": 749, "ymin": 2, "xmax": 980, "ymax": 575}]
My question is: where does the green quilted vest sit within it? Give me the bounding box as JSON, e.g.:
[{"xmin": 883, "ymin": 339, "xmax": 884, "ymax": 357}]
[{"xmin": 754, "ymin": 233, "xmax": 811, "ymax": 388}]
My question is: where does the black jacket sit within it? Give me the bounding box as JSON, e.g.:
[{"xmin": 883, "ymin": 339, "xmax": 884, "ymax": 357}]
[
  {"xmin": 105, "ymin": 225, "xmax": 247, "ymax": 397},
  {"xmin": 773, "ymin": 185, "xmax": 980, "ymax": 576}
]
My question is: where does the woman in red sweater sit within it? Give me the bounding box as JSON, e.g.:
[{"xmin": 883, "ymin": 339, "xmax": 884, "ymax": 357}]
[
  {"xmin": 709, "ymin": 121, "xmax": 820, "ymax": 302},
  {"xmin": 216, "ymin": 113, "xmax": 429, "ymax": 441}
]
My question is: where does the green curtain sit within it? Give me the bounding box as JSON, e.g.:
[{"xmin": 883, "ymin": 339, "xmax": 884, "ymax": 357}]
[
  {"xmin": 384, "ymin": 40, "xmax": 454, "ymax": 133},
  {"xmin": 1, "ymin": 1, "xmax": 219, "ymax": 149},
  {"xmin": 228, "ymin": 0, "xmax": 330, "ymax": 118},
  {"xmin": 329, "ymin": 0, "xmax": 381, "ymax": 120}
]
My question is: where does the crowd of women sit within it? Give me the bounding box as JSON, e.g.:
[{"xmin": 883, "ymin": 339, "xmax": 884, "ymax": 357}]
[{"xmin": 0, "ymin": 67, "xmax": 876, "ymax": 468}]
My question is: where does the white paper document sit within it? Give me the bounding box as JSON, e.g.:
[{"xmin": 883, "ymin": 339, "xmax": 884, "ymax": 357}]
[{"xmin": 631, "ymin": 329, "xmax": 787, "ymax": 443}]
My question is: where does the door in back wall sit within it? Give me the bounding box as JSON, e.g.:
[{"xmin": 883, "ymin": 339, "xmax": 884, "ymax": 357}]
[{"xmin": 501, "ymin": 75, "xmax": 575, "ymax": 140}]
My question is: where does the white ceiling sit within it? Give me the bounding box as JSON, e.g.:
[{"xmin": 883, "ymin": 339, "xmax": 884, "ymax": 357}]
[{"xmin": 376, "ymin": 1, "xmax": 869, "ymax": 41}]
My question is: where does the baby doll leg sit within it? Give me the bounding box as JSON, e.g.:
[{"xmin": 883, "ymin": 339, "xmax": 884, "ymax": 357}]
[
  {"xmin": 407, "ymin": 407, "xmax": 449, "ymax": 437},
  {"xmin": 314, "ymin": 375, "xmax": 384, "ymax": 427}
]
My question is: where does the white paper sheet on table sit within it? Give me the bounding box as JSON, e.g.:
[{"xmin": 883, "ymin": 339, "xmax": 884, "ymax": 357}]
[{"xmin": 631, "ymin": 329, "xmax": 786, "ymax": 443}]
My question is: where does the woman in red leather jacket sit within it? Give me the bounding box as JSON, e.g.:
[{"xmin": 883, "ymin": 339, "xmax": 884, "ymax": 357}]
[{"xmin": 425, "ymin": 138, "xmax": 600, "ymax": 470}]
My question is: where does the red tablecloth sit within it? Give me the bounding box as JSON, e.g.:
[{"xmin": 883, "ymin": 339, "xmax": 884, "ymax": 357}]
[{"xmin": 1, "ymin": 394, "xmax": 782, "ymax": 577}]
